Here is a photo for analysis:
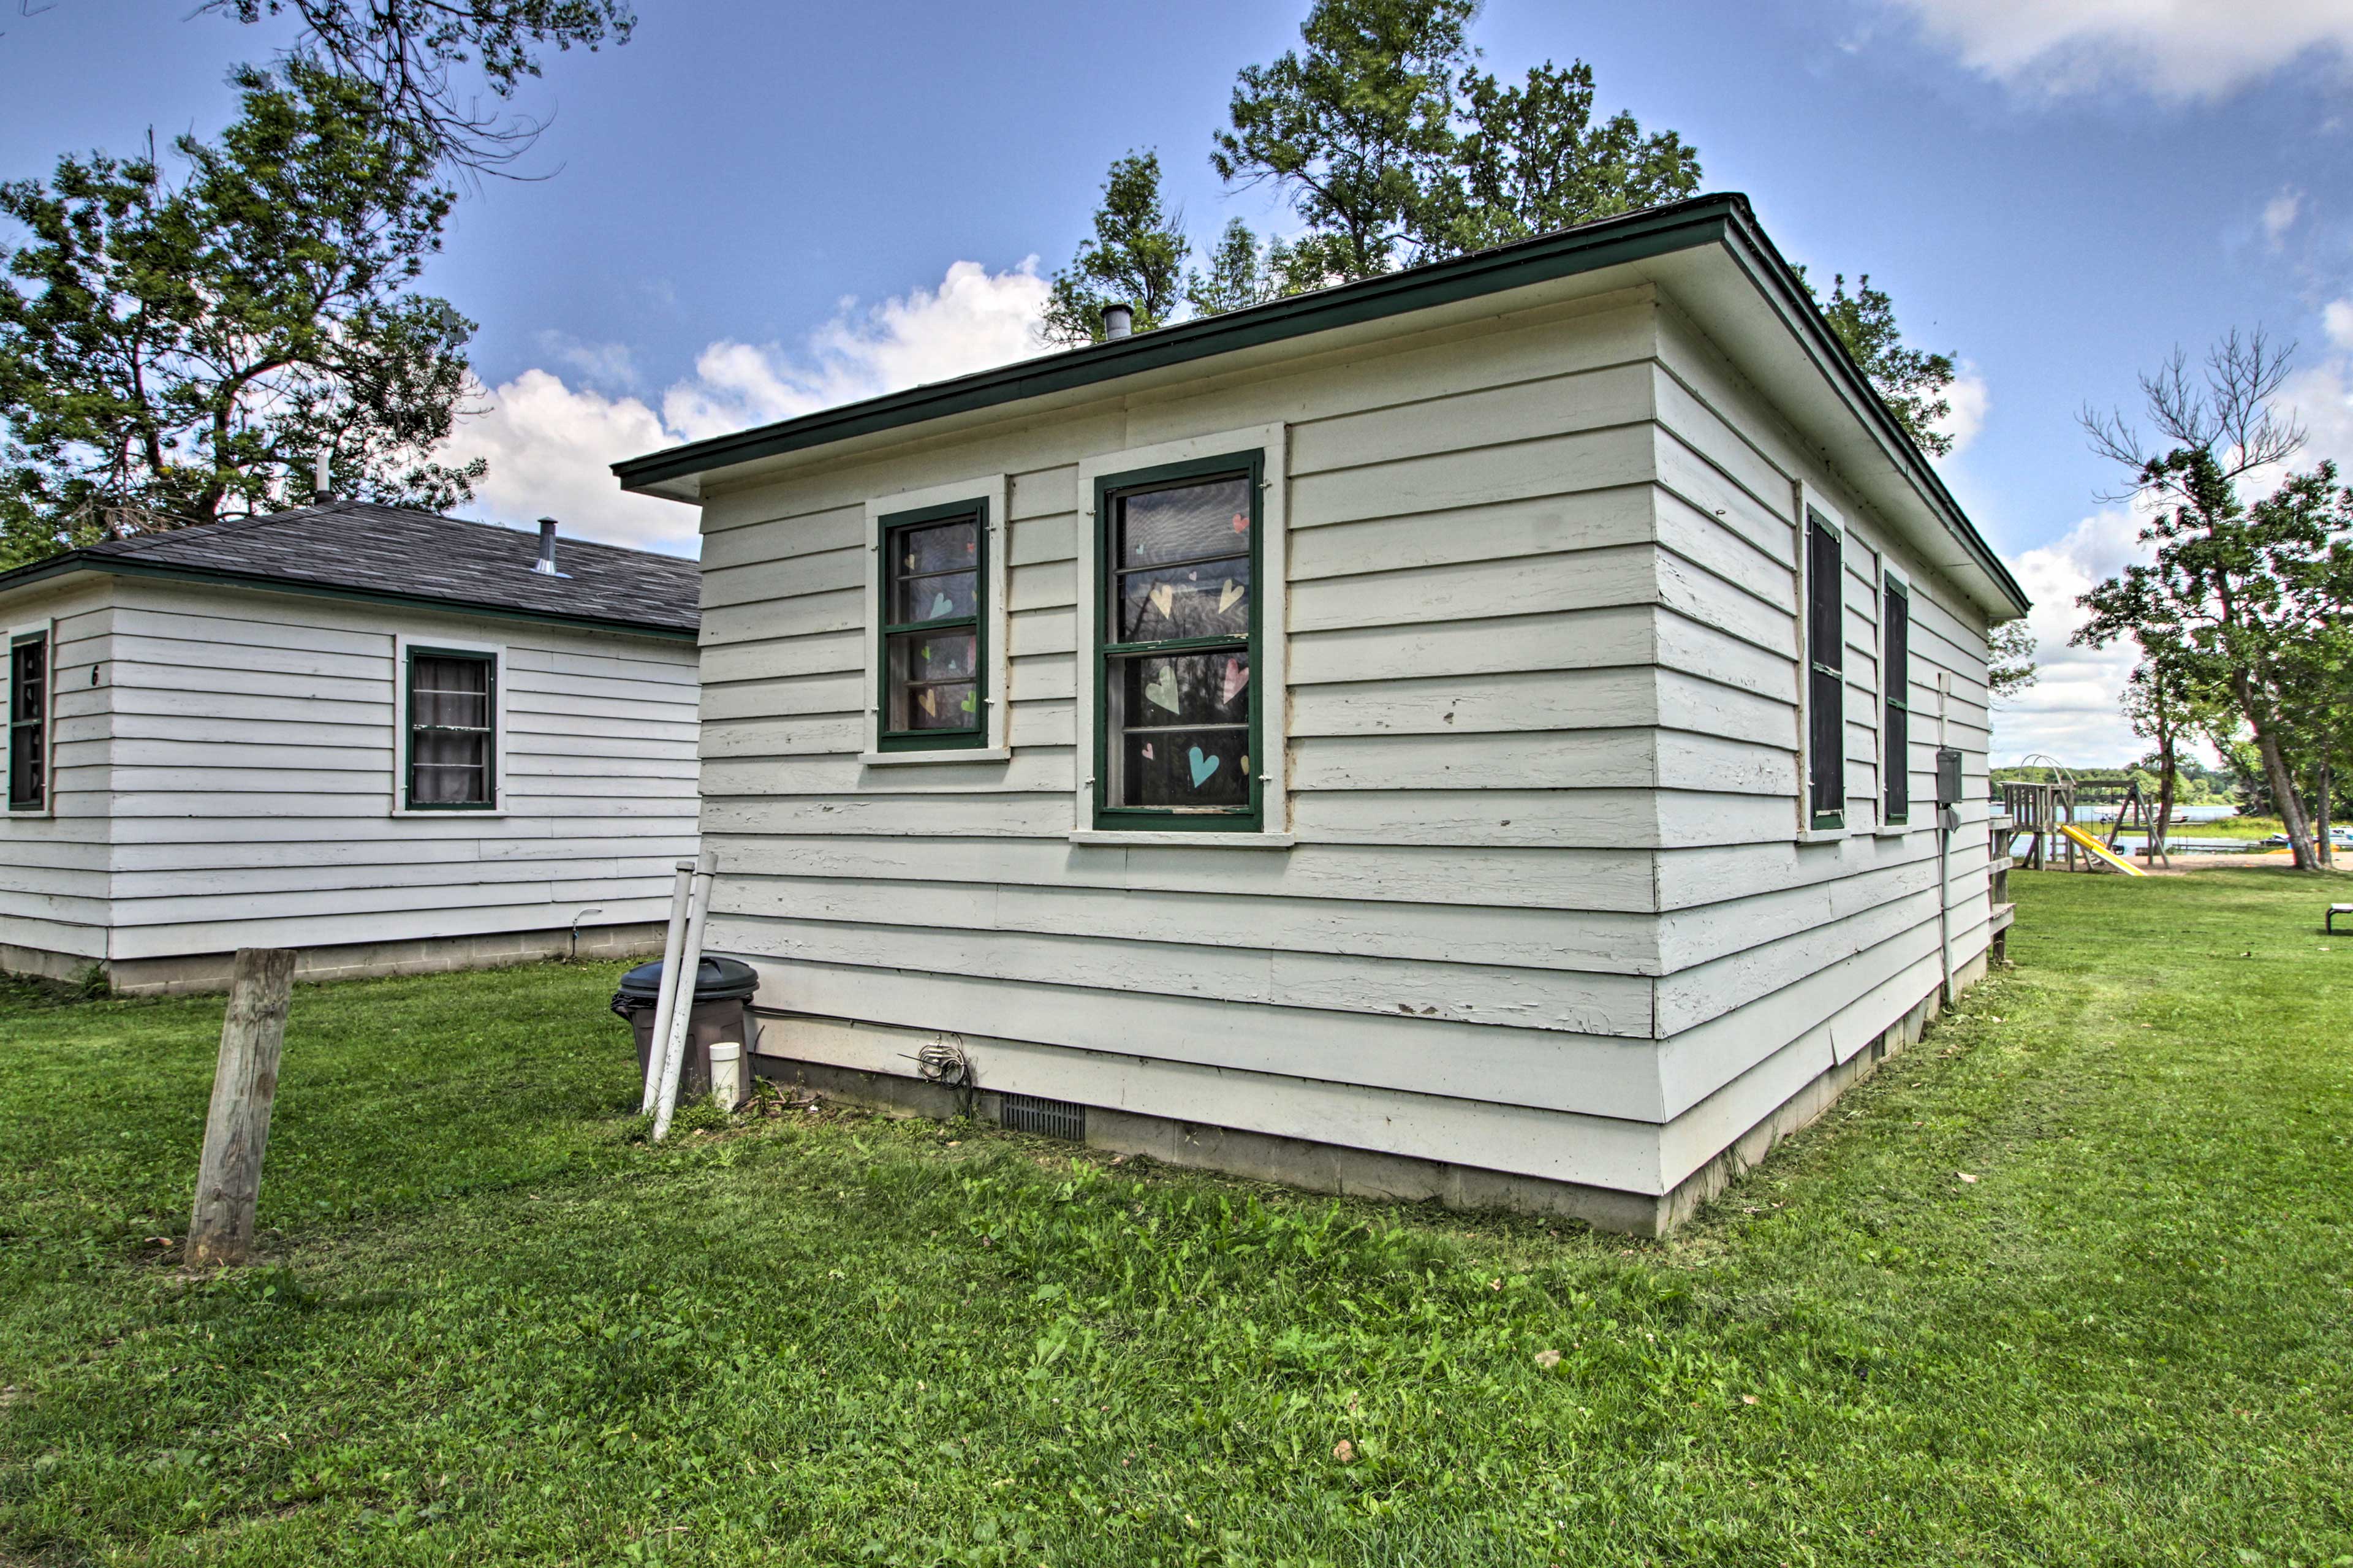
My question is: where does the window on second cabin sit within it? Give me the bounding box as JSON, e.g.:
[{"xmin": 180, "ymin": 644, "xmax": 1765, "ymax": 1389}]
[
  {"xmin": 8, "ymin": 632, "xmax": 47, "ymax": 812},
  {"xmin": 879, "ymin": 503, "xmax": 986, "ymax": 750},
  {"xmin": 1806, "ymin": 513, "xmax": 1845, "ymax": 830},
  {"xmin": 1883, "ymin": 576, "xmax": 1911, "ymax": 824},
  {"xmin": 406, "ymin": 649, "xmax": 496, "ymax": 808},
  {"xmin": 1096, "ymin": 458, "xmax": 1260, "ymax": 829}
]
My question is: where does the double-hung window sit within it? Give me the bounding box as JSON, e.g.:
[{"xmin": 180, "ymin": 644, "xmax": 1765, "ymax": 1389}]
[
  {"xmin": 1805, "ymin": 510, "xmax": 1845, "ymax": 830},
  {"xmin": 7, "ymin": 630, "xmax": 47, "ymax": 813},
  {"xmin": 1882, "ymin": 573, "xmax": 1911, "ymax": 825},
  {"xmin": 405, "ymin": 647, "xmax": 497, "ymax": 809},
  {"xmin": 1093, "ymin": 452, "xmax": 1262, "ymax": 831},
  {"xmin": 877, "ymin": 500, "xmax": 988, "ymax": 751}
]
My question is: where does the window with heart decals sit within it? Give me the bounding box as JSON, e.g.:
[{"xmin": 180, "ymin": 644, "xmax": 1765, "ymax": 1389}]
[{"xmin": 1098, "ymin": 461, "xmax": 1259, "ymax": 823}]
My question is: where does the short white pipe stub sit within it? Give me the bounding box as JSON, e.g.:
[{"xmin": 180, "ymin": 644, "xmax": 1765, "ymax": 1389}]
[{"xmin": 709, "ymin": 1041, "xmax": 744, "ymax": 1112}]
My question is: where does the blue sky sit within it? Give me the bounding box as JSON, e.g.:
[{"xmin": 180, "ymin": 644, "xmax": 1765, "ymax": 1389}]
[{"xmin": 5, "ymin": 0, "xmax": 2352, "ymax": 763}]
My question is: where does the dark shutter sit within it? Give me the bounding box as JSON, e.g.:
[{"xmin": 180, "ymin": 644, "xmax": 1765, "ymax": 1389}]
[
  {"xmin": 1883, "ymin": 583, "xmax": 1910, "ymax": 822},
  {"xmin": 7, "ymin": 634, "xmax": 45, "ymax": 812},
  {"xmin": 1806, "ymin": 517, "xmax": 1844, "ymax": 825}
]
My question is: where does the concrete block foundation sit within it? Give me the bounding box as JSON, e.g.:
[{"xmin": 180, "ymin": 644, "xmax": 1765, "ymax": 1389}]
[
  {"xmin": 3, "ymin": 922, "xmax": 667, "ymax": 996},
  {"xmin": 748, "ymin": 948, "xmax": 1990, "ymax": 1238}
]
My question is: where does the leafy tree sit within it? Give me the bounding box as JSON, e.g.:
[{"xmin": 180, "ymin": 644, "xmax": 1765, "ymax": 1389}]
[
  {"xmin": 2075, "ymin": 332, "xmax": 2353, "ymax": 871},
  {"xmin": 201, "ymin": 0, "xmax": 635, "ymax": 172},
  {"xmin": 1988, "ymin": 619, "xmax": 2037, "ymax": 700},
  {"xmin": 0, "ymin": 62, "xmax": 485, "ymax": 566},
  {"xmin": 1811, "ymin": 273, "xmax": 1957, "ymax": 457},
  {"xmin": 1205, "ymin": 0, "xmax": 1951, "ymax": 456},
  {"xmin": 1210, "ymin": 0, "xmax": 1473, "ymax": 282},
  {"xmin": 1434, "ymin": 58, "xmax": 1700, "ymax": 254},
  {"xmin": 1184, "ymin": 218, "xmax": 1311, "ymax": 318},
  {"xmin": 1040, "ymin": 151, "xmax": 1192, "ymax": 347}
]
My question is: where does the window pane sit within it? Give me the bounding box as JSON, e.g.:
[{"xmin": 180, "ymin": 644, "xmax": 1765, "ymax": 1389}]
[
  {"xmin": 8, "ymin": 727, "xmax": 38, "ymax": 807},
  {"xmin": 892, "ymin": 568, "xmax": 976, "ymax": 625},
  {"xmin": 1116, "ymin": 558, "xmax": 1250, "ymax": 642},
  {"xmin": 414, "ymin": 656, "xmax": 490, "ymax": 729},
  {"xmin": 1118, "ymin": 476, "xmax": 1252, "ymax": 567},
  {"xmin": 894, "ymin": 518, "xmax": 977, "ymax": 575},
  {"xmin": 10, "ymin": 640, "xmax": 40, "ymax": 722},
  {"xmin": 1120, "ymin": 725, "xmax": 1250, "ymax": 808},
  {"xmin": 885, "ymin": 631, "xmax": 979, "ymax": 732},
  {"xmin": 1116, "ymin": 650, "xmax": 1249, "ymax": 729},
  {"xmin": 411, "ymin": 730, "xmax": 488, "ymax": 804}
]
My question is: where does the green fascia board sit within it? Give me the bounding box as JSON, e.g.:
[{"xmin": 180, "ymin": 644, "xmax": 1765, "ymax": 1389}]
[
  {"xmin": 607, "ymin": 191, "xmax": 2026, "ymax": 621},
  {"xmin": 0, "ymin": 553, "xmax": 697, "ymax": 643},
  {"xmin": 612, "ymin": 196, "xmax": 1737, "ymax": 490}
]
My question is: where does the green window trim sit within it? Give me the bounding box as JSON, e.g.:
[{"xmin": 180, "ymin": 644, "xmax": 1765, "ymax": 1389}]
[
  {"xmin": 875, "ymin": 497, "xmax": 990, "ymax": 753},
  {"xmin": 7, "ymin": 629, "xmax": 47, "ymax": 813},
  {"xmin": 1882, "ymin": 572, "xmax": 1911, "ymax": 826},
  {"xmin": 1805, "ymin": 509, "xmax": 1846, "ymax": 833},
  {"xmin": 403, "ymin": 645, "xmax": 498, "ymax": 811},
  {"xmin": 1091, "ymin": 449, "xmax": 1265, "ymax": 833}
]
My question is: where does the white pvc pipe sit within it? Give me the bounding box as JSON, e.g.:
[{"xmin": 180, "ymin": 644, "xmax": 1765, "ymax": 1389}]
[
  {"xmin": 708, "ymin": 1041, "xmax": 743, "ymax": 1113},
  {"xmin": 639, "ymin": 862, "xmax": 695, "ymax": 1113},
  {"xmin": 651, "ymin": 850, "xmax": 719, "ymax": 1142}
]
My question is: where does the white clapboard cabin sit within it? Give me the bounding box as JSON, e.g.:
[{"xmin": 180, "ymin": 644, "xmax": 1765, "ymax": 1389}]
[
  {"xmin": 612, "ymin": 192, "xmax": 2031, "ymax": 1235},
  {"xmin": 0, "ymin": 501, "xmax": 700, "ymax": 993}
]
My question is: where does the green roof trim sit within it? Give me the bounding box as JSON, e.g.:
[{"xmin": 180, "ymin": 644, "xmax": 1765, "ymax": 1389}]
[{"xmin": 612, "ymin": 192, "xmax": 2026, "ymax": 618}]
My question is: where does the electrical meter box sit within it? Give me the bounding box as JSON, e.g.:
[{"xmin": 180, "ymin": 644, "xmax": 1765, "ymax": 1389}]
[{"xmin": 1935, "ymin": 748, "xmax": 1964, "ymax": 808}]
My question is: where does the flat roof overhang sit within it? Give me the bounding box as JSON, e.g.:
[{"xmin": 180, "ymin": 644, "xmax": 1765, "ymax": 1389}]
[{"xmin": 614, "ymin": 193, "xmax": 2028, "ymax": 621}]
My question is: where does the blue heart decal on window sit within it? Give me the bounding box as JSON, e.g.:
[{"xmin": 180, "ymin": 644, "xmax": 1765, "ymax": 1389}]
[
  {"xmin": 1188, "ymin": 747, "xmax": 1221, "ymax": 787},
  {"xmin": 930, "ymin": 592, "xmax": 954, "ymax": 619}
]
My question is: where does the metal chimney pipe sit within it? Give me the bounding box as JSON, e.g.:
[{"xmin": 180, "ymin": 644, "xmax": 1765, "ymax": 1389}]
[
  {"xmin": 313, "ymin": 451, "xmax": 332, "ymax": 502},
  {"xmin": 1101, "ymin": 302, "xmax": 1134, "ymax": 341},
  {"xmin": 534, "ymin": 517, "xmax": 559, "ymax": 576}
]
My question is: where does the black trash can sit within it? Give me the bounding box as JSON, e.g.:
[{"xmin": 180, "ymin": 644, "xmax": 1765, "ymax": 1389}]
[{"xmin": 611, "ymin": 956, "xmax": 761, "ymax": 1102}]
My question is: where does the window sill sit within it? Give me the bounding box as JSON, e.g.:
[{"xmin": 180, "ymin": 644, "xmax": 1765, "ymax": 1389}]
[
  {"xmin": 1796, "ymin": 824, "xmax": 1849, "ymax": 846},
  {"xmin": 1070, "ymin": 829, "xmax": 1295, "ymax": 849},
  {"xmin": 1874, "ymin": 820, "xmax": 1915, "ymax": 838},
  {"xmin": 392, "ymin": 807, "xmax": 507, "ymax": 819},
  {"xmin": 859, "ymin": 747, "xmax": 1012, "ymax": 767}
]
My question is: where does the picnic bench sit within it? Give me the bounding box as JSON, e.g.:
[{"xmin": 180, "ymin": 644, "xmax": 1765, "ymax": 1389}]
[{"xmin": 2330, "ymin": 904, "xmax": 2352, "ymax": 936}]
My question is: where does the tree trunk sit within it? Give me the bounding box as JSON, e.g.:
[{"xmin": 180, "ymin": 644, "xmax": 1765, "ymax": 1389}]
[
  {"xmin": 2253, "ymin": 725, "xmax": 2316, "ymax": 871},
  {"xmin": 2319, "ymin": 760, "xmax": 2335, "ymax": 870},
  {"xmin": 2156, "ymin": 729, "xmax": 2177, "ymax": 866}
]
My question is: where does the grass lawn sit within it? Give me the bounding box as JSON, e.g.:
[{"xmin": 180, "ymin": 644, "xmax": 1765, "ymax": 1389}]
[{"xmin": 4, "ymin": 869, "xmax": 2350, "ymax": 1566}]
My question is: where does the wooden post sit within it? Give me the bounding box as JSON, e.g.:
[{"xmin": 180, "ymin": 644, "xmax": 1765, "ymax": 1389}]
[{"xmin": 186, "ymin": 949, "xmax": 298, "ymax": 1269}]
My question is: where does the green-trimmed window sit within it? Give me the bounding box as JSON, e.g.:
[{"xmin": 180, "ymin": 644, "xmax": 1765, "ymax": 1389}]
[
  {"xmin": 1882, "ymin": 574, "xmax": 1911, "ymax": 825},
  {"xmin": 1806, "ymin": 510, "xmax": 1845, "ymax": 830},
  {"xmin": 406, "ymin": 648, "xmax": 496, "ymax": 809},
  {"xmin": 877, "ymin": 500, "xmax": 987, "ymax": 751},
  {"xmin": 1093, "ymin": 452, "xmax": 1262, "ymax": 830},
  {"xmin": 8, "ymin": 631, "xmax": 46, "ymax": 812}
]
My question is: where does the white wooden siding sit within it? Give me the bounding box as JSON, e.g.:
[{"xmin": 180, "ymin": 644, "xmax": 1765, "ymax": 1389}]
[
  {"xmin": 0, "ymin": 576, "xmax": 701, "ymax": 966},
  {"xmin": 0, "ymin": 584, "xmax": 115, "ymax": 962},
  {"xmin": 695, "ymin": 282, "xmax": 2003, "ymax": 1201}
]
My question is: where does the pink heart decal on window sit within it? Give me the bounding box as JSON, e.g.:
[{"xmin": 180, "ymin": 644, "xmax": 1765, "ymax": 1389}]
[{"xmin": 1221, "ymin": 657, "xmax": 1249, "ymax": 704}]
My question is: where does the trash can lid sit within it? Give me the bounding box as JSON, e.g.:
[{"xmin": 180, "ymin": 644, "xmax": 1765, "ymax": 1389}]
[{"xmin": 615, "ymin": 955, "xmax": 760, "ymax": 1004}]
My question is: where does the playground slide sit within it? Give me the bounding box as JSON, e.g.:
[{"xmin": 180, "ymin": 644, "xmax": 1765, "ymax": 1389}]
[{"xmin": 2059, "ymin": 824, "xmax": 2151, "ymax": 877}]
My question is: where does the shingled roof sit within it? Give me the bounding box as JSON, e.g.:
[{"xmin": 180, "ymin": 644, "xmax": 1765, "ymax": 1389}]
[{"xmin": 0, "ymin": 502, "xmax": 699, "ymax": 638}]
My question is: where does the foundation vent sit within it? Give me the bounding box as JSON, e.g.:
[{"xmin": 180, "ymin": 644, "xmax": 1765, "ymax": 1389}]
[{"xmin": 999, "ymin": 1092, "xmax": 1086, "ymax": 1142}]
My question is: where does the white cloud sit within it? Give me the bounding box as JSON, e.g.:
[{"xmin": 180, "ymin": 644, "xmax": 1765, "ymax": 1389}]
[
  {"xmin": 2322, "ymin": 298, "xmax": 2353, "ymax": 352},
  {"xmin": 2281, "ymin": 355, "xmax": 2353, "ymax": 471},
  {"xmin": 439, "ymin": 260, "xmax": 1053, "ymax": 556},
  {"xmin": 1991, "ymin": 504, "xmax": 2154, "ymax": 766},
  {"xmin": 1932, "ymin": 367, "xmax": 1990, "ymax": 455},
  {"xmin": 2262, "ymin": 188, "xmax": 2305, "ymax": 249},
  {"xmin": 1882, "ymin": 0, "xmax": 2353, "ymax": 99},
  {"xmin": 660, "ymin": 260, "xmax": 1051, "ymax": 441},
  {"xmin": 442, "ymin": 369, "xmax": 691, "ymax": 553}
]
